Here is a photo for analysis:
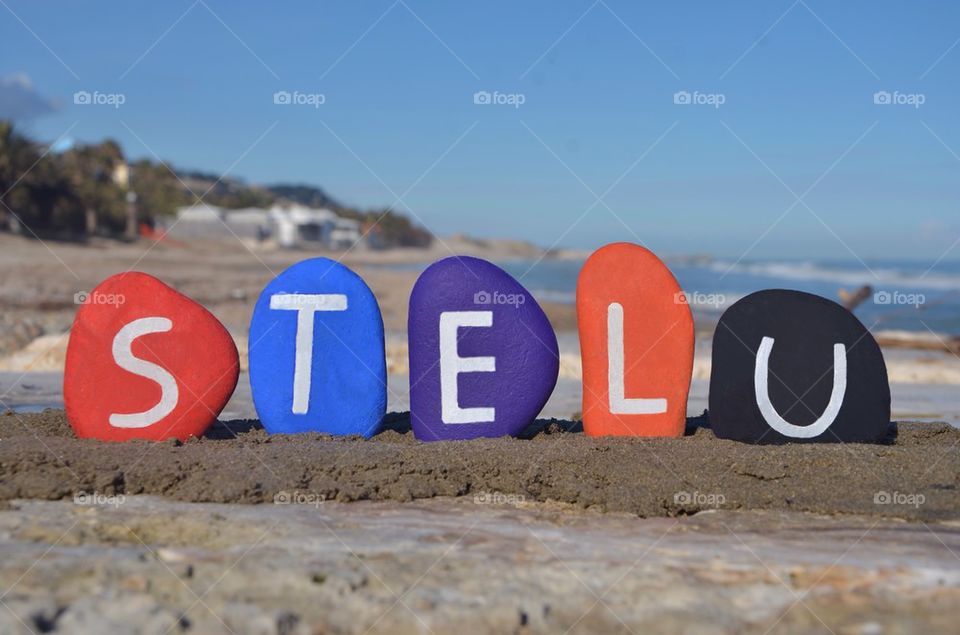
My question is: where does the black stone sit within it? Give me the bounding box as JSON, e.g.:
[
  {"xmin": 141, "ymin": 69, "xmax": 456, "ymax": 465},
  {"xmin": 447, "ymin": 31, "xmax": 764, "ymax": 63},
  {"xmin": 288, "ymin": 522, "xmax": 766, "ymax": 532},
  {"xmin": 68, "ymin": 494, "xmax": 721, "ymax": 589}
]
[{"xmin": 709, "ymin": 290, "xmax": 890, "ymax": 443}]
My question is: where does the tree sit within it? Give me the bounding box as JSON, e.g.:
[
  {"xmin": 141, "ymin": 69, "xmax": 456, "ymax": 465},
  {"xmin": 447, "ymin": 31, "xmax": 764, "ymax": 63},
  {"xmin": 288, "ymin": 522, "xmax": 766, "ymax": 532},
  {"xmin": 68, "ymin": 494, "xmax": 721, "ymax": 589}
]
[
  {"xmin": 0, "ymin": 120, "xmax": 40, "ymax": 231},
  {"xmin": 129, "ymin": 160, "xmax": 190, "ymax": 220},
  {"xmin": 62, "ymin": 140, "xmax": 126, "ymax": 236}
]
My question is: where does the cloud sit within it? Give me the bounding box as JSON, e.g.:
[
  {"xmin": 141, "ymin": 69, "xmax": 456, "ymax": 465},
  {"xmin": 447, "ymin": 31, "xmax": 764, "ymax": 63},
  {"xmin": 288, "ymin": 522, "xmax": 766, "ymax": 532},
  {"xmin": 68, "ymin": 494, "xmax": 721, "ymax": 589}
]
[{"xmin": 0, "ymin": 73, "xmax": 60, "ymax": 120}]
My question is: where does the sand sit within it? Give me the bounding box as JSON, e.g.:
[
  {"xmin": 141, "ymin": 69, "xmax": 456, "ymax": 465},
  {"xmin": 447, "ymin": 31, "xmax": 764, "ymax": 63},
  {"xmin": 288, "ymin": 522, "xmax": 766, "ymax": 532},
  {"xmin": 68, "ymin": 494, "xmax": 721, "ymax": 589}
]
[
  {"xmin": 2, "ymin": 234, "xmax": 959, "ymax": 633},
  {"xmin": 0, "ymin": 233, "xmax": 576, "ymax": 339},
  {"xmin": 2, "ymin": 409, "xmax": 957, "ymax": 522}
]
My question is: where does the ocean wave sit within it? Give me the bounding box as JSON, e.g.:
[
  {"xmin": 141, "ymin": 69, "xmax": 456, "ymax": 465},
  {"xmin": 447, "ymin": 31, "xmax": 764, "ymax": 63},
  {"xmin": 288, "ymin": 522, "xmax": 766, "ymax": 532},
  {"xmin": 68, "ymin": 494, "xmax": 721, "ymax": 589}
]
[{"xmin": 710, "ymin": 260, "xmax": 960, "ymax": 291}]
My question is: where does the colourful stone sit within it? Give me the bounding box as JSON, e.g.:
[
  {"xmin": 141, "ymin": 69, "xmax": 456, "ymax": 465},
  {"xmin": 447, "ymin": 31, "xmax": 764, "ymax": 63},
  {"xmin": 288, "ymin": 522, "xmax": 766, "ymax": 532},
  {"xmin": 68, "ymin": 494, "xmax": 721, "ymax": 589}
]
[
  {"xmin": 709, "ymin": 290, "xmax": 890, "ymax": 443},
  {"xmin": 64, "ymin": 272, "xmax": 239, "ymax": 442},
  {"xmin": 408, "ymin": 256, "xmax": 559, "ymax": 441},
  {"xmin": 576, "ymin": 243, "xmax": 695, "ymax": 437},
  {"xmin": 248, "ymin": 258, "xmax": 386, "ymax": 436}
]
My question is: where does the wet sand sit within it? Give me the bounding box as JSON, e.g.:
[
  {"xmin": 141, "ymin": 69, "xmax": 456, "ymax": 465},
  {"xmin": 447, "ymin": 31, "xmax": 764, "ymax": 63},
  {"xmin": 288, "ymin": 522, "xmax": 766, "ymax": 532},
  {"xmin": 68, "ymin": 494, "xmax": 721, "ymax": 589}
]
[{"xmin": 2, "ymin": 409, "xmax": 957, "ymax": 522}]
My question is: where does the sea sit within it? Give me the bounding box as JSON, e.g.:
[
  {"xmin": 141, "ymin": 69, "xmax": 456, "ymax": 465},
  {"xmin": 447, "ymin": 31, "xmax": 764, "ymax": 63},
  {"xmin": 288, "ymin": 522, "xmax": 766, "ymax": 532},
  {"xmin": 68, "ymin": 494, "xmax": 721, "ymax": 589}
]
[{"xmin": 386, "ymin": 257, "xmax": 960, "ymax": 334}]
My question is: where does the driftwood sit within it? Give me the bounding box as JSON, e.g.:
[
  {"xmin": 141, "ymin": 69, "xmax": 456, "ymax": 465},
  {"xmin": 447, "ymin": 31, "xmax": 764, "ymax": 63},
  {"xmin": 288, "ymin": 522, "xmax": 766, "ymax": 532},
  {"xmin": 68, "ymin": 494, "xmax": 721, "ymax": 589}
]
[
  {"xmin": 875, "ymin": 332, "xmax": 960, "ymax": 354},
  {"xmin": 838, "ymin": 285, "xmax": 873, "ymax": 311}
]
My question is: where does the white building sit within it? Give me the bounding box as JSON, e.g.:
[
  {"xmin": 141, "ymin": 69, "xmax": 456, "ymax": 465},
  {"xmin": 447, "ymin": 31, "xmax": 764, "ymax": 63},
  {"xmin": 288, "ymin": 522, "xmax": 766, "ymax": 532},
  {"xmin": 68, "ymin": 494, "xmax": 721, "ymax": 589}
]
[
  {"xmin": 224, "ymin": 207, "xmax": 271, "ymax": 241},
  {"xmin": 269, "ymin": 203, "xmax": 363, "ymax": 249},
  {"xmin": 329, "ymin": 216, "xmax": 363, "ymax": 249},
  {"xmin": 162, "ymin": 203, "xmax": 363, "ymax": 249}
]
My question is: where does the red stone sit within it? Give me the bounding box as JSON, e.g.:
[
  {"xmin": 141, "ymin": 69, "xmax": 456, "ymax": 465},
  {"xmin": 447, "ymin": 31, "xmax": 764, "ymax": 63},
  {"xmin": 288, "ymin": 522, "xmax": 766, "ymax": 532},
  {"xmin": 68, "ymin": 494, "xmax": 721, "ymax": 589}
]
[
  {"xmin": 576, "ymin": 243, "xmax": 695, "ymax": 437},
  {"xmin": 64, "ymin": 272, "xmax": 239, "ymax": 442}
]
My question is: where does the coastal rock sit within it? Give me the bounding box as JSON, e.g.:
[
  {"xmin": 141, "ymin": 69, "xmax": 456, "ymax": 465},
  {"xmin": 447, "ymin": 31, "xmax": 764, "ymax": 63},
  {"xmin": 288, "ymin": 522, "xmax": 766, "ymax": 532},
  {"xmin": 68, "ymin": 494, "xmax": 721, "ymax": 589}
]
[
  {"xmin": 64, "ymin": 272, "xmax": 239, "ymax": 442},
  {"xmin": 576, "ymin": 243, "xmax": 694, "ymax": 437},
  {"xmin": 709, "ymin": 289, "xmax": 890, "ymax": 443},
  {"xmin": 408, "ymin": 256, "xmax": 559, "ymax": 441},
  {"xmin": 249, "ymin": 258, "xmax": 386, "ymax": 436}
]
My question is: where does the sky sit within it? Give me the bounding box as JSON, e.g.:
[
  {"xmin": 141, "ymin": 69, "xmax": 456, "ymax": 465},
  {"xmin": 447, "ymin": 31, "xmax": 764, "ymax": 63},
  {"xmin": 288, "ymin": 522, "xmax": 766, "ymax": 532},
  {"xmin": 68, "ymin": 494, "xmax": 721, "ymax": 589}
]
[{"xmin": 1, "ymin": 0, "xmax": 959, "ymax": 261}]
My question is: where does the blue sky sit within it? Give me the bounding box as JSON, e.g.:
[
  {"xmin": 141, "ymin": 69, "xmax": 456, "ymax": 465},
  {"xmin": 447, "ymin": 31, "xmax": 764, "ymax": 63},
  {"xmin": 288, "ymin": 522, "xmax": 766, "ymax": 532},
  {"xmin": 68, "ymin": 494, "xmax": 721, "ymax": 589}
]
[{"xmin": 1, "ymin": 0, "xmax": 959, "ymax": 260}]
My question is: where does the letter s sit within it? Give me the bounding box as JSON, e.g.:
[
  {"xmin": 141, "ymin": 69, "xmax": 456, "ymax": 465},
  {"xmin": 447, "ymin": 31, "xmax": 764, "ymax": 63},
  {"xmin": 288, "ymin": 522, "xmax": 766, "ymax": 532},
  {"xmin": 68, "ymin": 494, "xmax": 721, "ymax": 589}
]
[{"xmin": 109, "ymin": 317, "xmax": 179, "ymax": 428}]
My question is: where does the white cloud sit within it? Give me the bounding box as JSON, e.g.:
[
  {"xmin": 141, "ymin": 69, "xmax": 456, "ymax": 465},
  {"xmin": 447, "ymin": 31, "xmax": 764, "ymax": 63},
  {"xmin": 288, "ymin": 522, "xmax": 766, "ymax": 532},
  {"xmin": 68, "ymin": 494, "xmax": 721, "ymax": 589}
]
[{"xmin": 0, "ymin": 73, "xmax": 60, "ymax": 120}]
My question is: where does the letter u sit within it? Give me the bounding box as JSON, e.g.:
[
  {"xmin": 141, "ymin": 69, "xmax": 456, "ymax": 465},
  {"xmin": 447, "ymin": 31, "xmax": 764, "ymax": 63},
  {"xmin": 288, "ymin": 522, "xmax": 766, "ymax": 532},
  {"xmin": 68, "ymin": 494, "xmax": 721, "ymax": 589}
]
[{"xmin": 754, "ymin": 336, "xmax": 847, "ymax": 438}]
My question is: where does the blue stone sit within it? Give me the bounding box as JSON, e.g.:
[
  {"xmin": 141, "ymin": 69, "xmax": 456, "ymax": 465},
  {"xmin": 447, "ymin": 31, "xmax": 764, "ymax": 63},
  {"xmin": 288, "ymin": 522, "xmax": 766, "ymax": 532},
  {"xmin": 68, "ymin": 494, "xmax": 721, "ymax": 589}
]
[
  {"xmin": 408, "ymin": 256, "xmax": 559, "ymax": 441},
  {"xmin": 249, "ymin": 258, "xmax": 386, "ymax": 436}
]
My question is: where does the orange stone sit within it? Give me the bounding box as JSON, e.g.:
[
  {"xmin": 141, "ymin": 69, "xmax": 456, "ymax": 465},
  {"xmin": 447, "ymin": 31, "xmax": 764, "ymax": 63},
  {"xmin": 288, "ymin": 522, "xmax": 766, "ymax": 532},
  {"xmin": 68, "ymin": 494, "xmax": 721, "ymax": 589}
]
[{"xmin": 576, "ymin": 243, "xmax": 694, "ymax": 437}]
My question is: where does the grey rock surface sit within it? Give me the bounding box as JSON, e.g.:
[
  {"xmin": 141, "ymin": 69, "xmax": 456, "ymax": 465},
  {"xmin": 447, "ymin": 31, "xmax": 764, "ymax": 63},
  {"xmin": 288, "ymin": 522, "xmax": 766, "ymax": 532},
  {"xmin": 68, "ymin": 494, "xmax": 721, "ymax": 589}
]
[{"xmin": 0, "ymin": 497, "xmax": 957, "ymax": 634}]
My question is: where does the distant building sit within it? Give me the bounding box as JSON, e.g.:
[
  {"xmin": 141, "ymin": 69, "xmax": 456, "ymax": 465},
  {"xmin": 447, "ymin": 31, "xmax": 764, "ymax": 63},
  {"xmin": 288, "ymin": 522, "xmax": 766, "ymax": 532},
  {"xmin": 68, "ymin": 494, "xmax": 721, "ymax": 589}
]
[
  {"xmin": 223, "ymin": 207, "xmax": 271, "ymax": 241},
  {"xmin": 269, "ymin": 203, "xmax": 363, "ymax": 249},
  {"xmin": 162, "ymin": 204, "xmax": 231, "ymax": 240},
  {"xmin": 161, "ymin": 202, "xmax": 364, "ymax": 249},
  {"xmin": 329, "ymin": 216, "xmax": 363, "ymax": 249}
]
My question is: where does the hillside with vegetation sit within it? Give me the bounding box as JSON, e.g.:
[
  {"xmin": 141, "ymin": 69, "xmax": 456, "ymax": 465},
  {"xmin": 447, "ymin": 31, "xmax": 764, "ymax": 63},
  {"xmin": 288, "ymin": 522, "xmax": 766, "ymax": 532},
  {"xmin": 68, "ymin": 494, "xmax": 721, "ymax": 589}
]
[{"xmin": 0, "ymin": 120, "xmax": 432, "ymax": 248}]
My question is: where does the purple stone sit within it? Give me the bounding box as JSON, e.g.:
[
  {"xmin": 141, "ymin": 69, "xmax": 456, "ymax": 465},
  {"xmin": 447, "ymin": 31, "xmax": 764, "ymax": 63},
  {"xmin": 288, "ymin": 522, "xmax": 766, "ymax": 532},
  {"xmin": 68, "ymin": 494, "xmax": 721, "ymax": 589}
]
[{"xmin": 408, "ymin": 256, "xmax": 560, "ymax": 441}]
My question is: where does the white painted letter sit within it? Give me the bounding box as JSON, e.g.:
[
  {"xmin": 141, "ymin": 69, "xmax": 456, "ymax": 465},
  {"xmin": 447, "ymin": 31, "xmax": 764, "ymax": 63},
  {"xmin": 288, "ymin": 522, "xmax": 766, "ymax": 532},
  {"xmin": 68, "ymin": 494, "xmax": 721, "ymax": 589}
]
[
  {"xmin": 109, "ymin": 317, "xmax": 179, "ymax": 428},
  {"xmin": 607, "ymin": 303, "xmax": 667, "ymax": 415},
  {"xmin": 754, "ymin": 336, "xmax": 847, "ymax": 438},
  {"xmin": 439, "ymin": 311, "xmax": 495, "ymax": 424},
  {"xmin": 270, "ymin": 293, "xmax": 348, "ymax": 414}
]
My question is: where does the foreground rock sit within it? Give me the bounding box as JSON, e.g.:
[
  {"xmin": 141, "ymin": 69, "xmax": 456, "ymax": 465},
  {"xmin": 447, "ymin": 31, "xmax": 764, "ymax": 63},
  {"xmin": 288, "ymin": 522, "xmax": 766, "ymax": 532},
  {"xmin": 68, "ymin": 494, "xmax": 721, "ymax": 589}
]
[
  {"xmin": 64, "ymin": 272, "xmax": 239, "ymax": 442},
  {"xmin": 249, "ymin": 258, "xmax": 387, "ymax": 437},
  {"xmin": 0, "ymin": 497, "xmax": 957, "ymax": 634},
  {"xmin": 710, "ymin": 290, "xmax": 890, "ymax": 444},
  {"xmin": 577, "ymin": 242, "xmax": 694, "ymax": 437},
  {"xmin": 408, "ymin": 256, "xmax": 559, "ymax": 441}
]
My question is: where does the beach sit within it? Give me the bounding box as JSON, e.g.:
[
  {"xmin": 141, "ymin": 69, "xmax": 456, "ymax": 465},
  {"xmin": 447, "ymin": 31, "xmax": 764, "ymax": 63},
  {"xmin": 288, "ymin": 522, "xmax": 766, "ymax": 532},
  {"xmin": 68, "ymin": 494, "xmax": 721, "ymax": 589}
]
[{"xmin": 1, "ymin": 233, "xmax": 959, "ymax": 634}]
